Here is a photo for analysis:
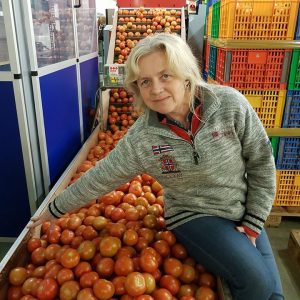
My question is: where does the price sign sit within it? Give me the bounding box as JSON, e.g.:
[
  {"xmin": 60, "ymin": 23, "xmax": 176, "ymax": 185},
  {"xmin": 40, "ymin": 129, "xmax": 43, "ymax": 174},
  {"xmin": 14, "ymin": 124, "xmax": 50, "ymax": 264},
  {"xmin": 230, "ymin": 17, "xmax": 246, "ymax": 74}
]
[{"xmin": 104, "ymin": 64, "xmax": 125, "ymax": 87}]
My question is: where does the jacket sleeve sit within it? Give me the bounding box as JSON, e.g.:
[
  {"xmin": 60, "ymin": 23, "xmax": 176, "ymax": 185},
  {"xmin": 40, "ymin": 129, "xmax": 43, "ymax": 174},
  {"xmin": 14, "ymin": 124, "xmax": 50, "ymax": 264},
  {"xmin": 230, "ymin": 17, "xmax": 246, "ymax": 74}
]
[
  {"xmin": 51, "ymin": 132, "xmax": 145, "ymax": 216},
  {"xmin": 237, "ymin": 93, "xmax": 276, "ymax": 235}
]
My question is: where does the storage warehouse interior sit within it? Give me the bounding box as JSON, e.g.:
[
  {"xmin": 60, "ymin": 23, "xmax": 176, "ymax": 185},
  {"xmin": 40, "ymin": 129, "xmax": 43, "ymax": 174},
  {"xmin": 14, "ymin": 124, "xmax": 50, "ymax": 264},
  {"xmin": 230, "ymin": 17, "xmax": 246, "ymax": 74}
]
[{"xmin": 0, "ymin": 0, "xmax": 300, "ymax": 299}]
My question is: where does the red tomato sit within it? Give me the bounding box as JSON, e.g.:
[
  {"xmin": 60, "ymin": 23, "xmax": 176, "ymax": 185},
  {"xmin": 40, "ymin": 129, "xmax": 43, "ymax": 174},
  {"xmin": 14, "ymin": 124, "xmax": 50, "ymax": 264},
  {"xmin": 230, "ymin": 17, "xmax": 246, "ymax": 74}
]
[
  {"xmin": 198, "ymin": 272, "xmax": 216, "ymax": 289},
  {"xmin": 153, "ymin": 240, "xmax": 170, "ymax": 258},
  {"xmin": 31, "ymin": 247, "xmax": 46, "ymax": 266},
  {"xmin": 77, "ymin": 288, "xmax": 97, "ymax": 300},
  {"xmin": 59, "ymin": 280, "xmax": 80, "ymax": 300},
  {"xmin": 96, "ymin": 257, "xmax": 115, "ymax": 278},
  {"xmin": 57, "ymin": 268, "xmax": 74, "ymax": 285},
  {"xmin": 139, "ymin": 253, "xmax": 158, "ymax": 273},
  {"xmin": 60, "ymin": 229, "xmax": 75, "ymax": 245},
  {"xmin": 27, "ymin": 238, "xmax": 42, "ymax": 253},
  {"xmin": 60, "ymin": 249, "xmax": 80, "ymax": 269},
  {"xmin": 80, "ymin": 271, "xmax": 99, "ymax": 288},
  {"xmin": 74, "ymin": 261, "xmax": 92, "ymax": 278},
  {"xmin": 45, "ymin": 244, "xmax": 61, "ymax": 261},
  {"xmin": 77, "ymin": 240, "xmax": 96, "ymax": 260},
  {"xmin": 163, "ymin": 258, "xmax": 183, "ymax": 277},
  {"xmin": 152, "ymin": 288, "xmax": 173, "ymax": 300},
  {"xmin": 180, "ymin": 264, "xmax": 196, "ymax": 283},
  {"xmin": 99, "ymin": 236, "xmax": 121, "ymax": 257},
  {"xmin": 159, "ymin": 275, "xmax": 180, "ymax": 295},
  {"xmin": 112, "ymin": 276, "xmax": 126, "ymax": 295},
  {"xmin": 36, "ymin": 278, "xmax": 58, "ymax": 300},
  {"xmin": 171, "ymin": 243, "xmax": 188, "ymax": 259},
  {"xmin": 7, "ymin": 286, "xmax": 24, "ymax": 300},
  {"xmin": 93, "ymin": 279, "xmax": 115, "ymax": 300},
  {"xmin": 142, "ymin": 273, "xmax": 156, "ymax": 294},
  {"xmin": 124, "ymin": 272, "xmax": 146, "ymax": 297},
  {"xmin": 195, "ymin": 286, "xmax": 217, "ymax": 300},
  {"xmin": 114, "ymin": 256, "xmax": 134, "ymax": 276},
  {"xmin": 123, "ymin": 229, "xmax": 138, "ymax": 246}
]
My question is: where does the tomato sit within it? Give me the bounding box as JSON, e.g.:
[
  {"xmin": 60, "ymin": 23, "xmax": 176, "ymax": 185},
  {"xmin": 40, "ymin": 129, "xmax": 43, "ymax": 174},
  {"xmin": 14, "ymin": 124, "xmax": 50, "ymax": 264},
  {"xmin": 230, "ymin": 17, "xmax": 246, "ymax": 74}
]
[
  {"xmin": 114, "ymin": 256, "xmax": 134, "ymax": 276},
  {"xmin": 151, "ymin": 181, "xmax": 163, "ymax": 194},
  {"xmin": 116, "ymin": 246, "xmax": 136, "ymax": 259},
  {"xmin": 99, "ymin": 236, "xmax": 121, "ymax": 257},
  {"xmin": 135, "ymin": 237, "xmax": 149, "ymax": 252},
  {"xmin": 112, "ymin": 276, "xmax": 126, "ymax": 295},
  {"xmin": 136, "ymin": 196, "xmax": 150, "ymax": 208},
  {"xmin": 124, "ymin": 272, "xmax": 146, "ymax": 297},
  {"xmin": 44, "ymin": 264, "xmax": 62, "ymax": 279},
  {"xmin": 93, "ymin": 279, "xmax": 115, "ymax": 300},
  {"xmin": 136, "ymin": 295, "xmax": 154, "ymax": 300},
  {"xmin": 96, "ymin": 257, "xmax": 115, "ymax": 278},
  {"xmin": 198, "ymin": 272, "xmax": 216, "ymax": 289},
  {"xmin": 159, "ymin": 275, "xmax": 180, "ymax": 295},
  {"xmin": 153, "ymin": 240, "xmax": 170, "ymax": 258},
  {"xmin": 139, "ymin": 253, "xmax": 158, "ymax": 273},
  {"xmin": 7, "ymin": 286, "xmax": 23, "ymax": 300},
  {"xmin": 195, "ymin": 286, "xmax": 217, "ymax": 300},
  {"xmin": 70, "ymin": 236, "xmax": 84, "ymax": 249},
  {"xmin": 129, "ymin": 183, "xmax": 143, "ymax": 197},
  {"xmin": 142, "ymin": 273, "xmax": 156, "ymax": 294},
  {"xmin": 73, "ymin": 261, "xmax": 91, "ymax": 278},
  {"xmin": 80, "ymin": 271, "xmax": 99, "ymax": 288},
  {"xmin": 57, "ymin": 268, "xmax": 74, "ymax": 285},
  {"xmin": 77, "ymin": 240, "xmax": 96, "ymax": 260},
  {"xmin": 59, "ymin": 280, "xmax": 80, "ymax": 300},
  {"xmin": 123, "ymin": 229, "xmax": 138, "ymax": 246},
  {"xmin": 116, "ymin": 182, "xmax": 130, "ymax": 193},
  {"xmin": 110, "ymin": 207, "xmax": 126, "ymax": 222},
  {"xmin": 21, "ymin": 277, "xmax": 39, "ymax": 295},
  {"xmin": 142, "ymin": 214, "xmax": 158, "ymax": 229},
  {"xmin": 92, "ymin": 216, "xmax": 108, "ymax": 231},
  {"xmin": 31, "ymin": 247, "xmax": 46, "ymax": 266},
  {"xmin": 179, "ymin": 264, "xmax": 196, "ymax": 283},
  {"xmin": 82, "ymin": 226, "xmax": 98, "ymax": 240},
  {"xmin": 163, "ymin": 258, "xmax": 183, "ymax": 277},
  {"xmin": 45, "ymin": 244, "xmax": 61, "ymax": 260},
  {"xmin": 27, "ymin": 238, "xmax": 42, "ymax": 253},
  {"xmin": 77, "ymin": 288, "xmax": 97, "ymax": 300},
  {"xmin": 107, "ymin": 222, "xmax": 126, "ymax": 238},
  {"xmin": 32, "ymin": 266, "xmax": 46, "ymax": 279},
  {"xmin": 136, "ymin": 205, "xmax": 148, "ymax": 219},
  {"xmin": 83, "ymin": 216, "xmax": 96, "ymax": 226},
  {"xmin": 60, "ymin": 229, "xmax": 75, "ymax": 245},
  {"xmin": 9, "ymin": 267, "xmax": 28, "ymax": 286},
  {"xmin": 180, "ymin": 296, "xmax": 196, "ymax": 300},
  {"xmin": 171, "ymin": 243, "xmax": 188, "ymax": 259},
  {"xmin": 122, "ymin": 193, "xmax": 137, "ymax": 206},
  {"xmin": 160, "ymin": 231, "xmax": 176, "ymax": 246},
  {"xmin": 177, "ymin": 284, "xmax": 197, "ymax": 298},
  {"xmin": 60, "ymin": 248, "xmax": 80, "ymax": 269},
  {"xmin": 144, "ymin": 192, "xmax": 156, "ymax": 205},
  {"xmin": 151, "ymin": 288, "xmax": 173, "ymax": 300},
  {"xmin": 20, "ymin": 295, "xmax": 36, "ymax": 300},
  {"xmin": 47, "ymin": 229, "xmax": 61, "ymax": 244},
  {"xmin": 36, "ymin": 278, "xmax": 58, "ymax": 300},
  {"xmin": 138, "ymin": 228, "xmax": 155, "ymax": 243}
]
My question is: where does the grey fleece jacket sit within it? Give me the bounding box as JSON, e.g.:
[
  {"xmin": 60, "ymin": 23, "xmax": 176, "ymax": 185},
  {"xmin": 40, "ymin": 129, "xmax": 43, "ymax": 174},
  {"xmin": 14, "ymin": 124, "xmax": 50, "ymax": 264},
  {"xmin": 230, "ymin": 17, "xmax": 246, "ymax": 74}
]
[{"xmin": 50, "ymin": 84, "xmax": 276, "ymax": 235}]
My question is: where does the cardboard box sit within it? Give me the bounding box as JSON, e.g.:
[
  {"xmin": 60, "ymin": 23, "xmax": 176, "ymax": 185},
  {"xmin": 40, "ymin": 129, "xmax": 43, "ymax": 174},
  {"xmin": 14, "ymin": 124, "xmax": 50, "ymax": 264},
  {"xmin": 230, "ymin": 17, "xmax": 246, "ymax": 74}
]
[{"xmin": 288, "ymin": 229, "xmax": 300, "ymax": 265}]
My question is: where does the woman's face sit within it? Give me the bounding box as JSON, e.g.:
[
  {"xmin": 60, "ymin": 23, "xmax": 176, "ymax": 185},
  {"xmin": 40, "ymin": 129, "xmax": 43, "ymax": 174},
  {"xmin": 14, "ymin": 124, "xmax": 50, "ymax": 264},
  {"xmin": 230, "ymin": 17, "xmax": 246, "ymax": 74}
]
[{"xmin": 137, "ymin": 50, "xmax": 190, "ymax": 122}]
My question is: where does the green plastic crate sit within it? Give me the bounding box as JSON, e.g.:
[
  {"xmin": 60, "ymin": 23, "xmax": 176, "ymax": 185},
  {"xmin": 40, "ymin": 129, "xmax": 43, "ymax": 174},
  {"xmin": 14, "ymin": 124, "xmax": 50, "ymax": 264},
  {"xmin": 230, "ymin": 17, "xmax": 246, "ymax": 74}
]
[
  {"xmin": 211, "ymin": 1, "xmax": 220, "ymax": 38},
  {"xmin": 270, "ymin": 137, "xmax": 279, "ymax": 160},
  {"xmin": 288, "ymin": 49, "xmax": 300, "ymax": 90}
]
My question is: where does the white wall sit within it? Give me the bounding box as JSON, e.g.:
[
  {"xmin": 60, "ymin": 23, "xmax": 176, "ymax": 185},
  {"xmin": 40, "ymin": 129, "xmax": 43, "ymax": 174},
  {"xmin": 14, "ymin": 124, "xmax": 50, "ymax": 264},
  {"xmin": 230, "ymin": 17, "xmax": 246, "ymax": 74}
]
[{"xmin": 96, "ymin": 0, "xmax": 117, "ymax": 15}]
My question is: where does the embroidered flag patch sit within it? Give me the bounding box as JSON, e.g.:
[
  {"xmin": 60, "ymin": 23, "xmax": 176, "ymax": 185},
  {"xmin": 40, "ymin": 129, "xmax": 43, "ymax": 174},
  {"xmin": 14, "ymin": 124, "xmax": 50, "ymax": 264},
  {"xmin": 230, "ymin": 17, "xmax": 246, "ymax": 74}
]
[{"xmin": 152, "ymin": 144, "xmax": 174, "ymax": 155}]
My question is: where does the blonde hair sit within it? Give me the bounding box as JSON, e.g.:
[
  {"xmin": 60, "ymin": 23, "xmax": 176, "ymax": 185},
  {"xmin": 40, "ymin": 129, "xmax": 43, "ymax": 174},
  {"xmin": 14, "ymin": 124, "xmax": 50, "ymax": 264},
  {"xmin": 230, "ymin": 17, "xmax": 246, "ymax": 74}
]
[{"xmin": 124, "ymin": 33, "xmax": 206, "ymax": 113}]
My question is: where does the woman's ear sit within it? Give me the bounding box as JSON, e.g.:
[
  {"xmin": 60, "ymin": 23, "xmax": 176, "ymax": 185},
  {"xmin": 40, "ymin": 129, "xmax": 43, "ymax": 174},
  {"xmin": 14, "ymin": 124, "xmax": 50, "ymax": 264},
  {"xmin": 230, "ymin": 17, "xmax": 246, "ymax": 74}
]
[{"xmin": 185, "ymin": 80, "xmax": 191, "ymax": 88}]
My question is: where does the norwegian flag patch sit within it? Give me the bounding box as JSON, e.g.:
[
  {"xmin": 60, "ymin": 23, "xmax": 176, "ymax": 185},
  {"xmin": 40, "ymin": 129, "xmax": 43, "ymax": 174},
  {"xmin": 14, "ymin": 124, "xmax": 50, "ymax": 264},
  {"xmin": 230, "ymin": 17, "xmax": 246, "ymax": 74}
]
[{"xmin": 152, "ymin": 144, "xmax": 174, "ymax": 155}]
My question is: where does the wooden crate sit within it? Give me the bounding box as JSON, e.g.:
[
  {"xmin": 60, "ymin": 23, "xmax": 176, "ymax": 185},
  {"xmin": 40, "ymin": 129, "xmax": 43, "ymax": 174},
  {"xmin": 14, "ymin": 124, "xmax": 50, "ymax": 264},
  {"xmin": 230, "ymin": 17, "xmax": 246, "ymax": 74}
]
[
  {"xmin": 288, "ymin": 229, "xmax": 300, "ymax": 266},
  {"xmin": 265, "ymin": 215, "xmax": 282, "ymax": 227}
]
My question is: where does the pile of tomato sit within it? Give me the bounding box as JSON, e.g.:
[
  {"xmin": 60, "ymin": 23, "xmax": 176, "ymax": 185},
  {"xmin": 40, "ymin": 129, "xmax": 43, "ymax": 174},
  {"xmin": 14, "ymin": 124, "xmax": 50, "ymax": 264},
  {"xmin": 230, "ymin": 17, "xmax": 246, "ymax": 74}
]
[{"xmin": 7, "ymin": 129, "xmax": 219, "ymax": 300}]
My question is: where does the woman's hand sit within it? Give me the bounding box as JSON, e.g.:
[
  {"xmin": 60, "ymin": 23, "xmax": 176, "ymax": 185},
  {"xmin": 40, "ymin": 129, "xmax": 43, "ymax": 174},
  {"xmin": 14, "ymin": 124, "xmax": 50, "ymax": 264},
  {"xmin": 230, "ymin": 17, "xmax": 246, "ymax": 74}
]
[
  {"xmin": 27, "ymin": 208, "xmax": 57, "ymax": 229},
  {"xmin": 236, "ymin": 226, "xmax": 257, "ymax": 247}
]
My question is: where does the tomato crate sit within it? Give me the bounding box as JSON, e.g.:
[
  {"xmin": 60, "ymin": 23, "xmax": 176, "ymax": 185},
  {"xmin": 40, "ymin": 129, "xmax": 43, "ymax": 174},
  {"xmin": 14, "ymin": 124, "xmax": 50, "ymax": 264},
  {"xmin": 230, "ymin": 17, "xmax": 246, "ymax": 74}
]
[
  {"xmin": 288, "ymin": 49, "xmax": 300, "ymax": 90},
  {"xmin": 216, "ymin": 48, "xmax": 292, "ymax": 90},
  {"xmin": 276, "ymin": 137, "xmax": 300, "ymax": 170},
  {"xmin": 240, "ymin": 89, "xmax": 286, "ymax": 128},
  {"xmin": 207, "ymin": 6, "xmax": 212, "ymax": 37},
  {"xmin": 219, "ymin": 0, "xmax": 299, "ymax": 40},
  {"xmin": 282, "ymin": 90, "xmax": 300, "ymax": 127},
  {"xmin": 211, "ymin": 1, "xmax": 220, "ymax": 38},
  {"xmin": 274, "ymin": 170, "xmax": 300, "ymax": 206},
  {"xmin": 208, "ymin": 45, "xmax": 218, "ymax": 80}
]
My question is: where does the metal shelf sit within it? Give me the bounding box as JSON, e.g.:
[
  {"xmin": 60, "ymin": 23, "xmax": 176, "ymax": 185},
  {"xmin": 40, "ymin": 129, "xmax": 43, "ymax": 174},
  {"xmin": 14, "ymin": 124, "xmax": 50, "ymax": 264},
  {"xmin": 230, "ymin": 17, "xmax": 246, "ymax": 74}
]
[{"xmin": 207, "ymin": 38, "xmax": 300, "ymax": 49}]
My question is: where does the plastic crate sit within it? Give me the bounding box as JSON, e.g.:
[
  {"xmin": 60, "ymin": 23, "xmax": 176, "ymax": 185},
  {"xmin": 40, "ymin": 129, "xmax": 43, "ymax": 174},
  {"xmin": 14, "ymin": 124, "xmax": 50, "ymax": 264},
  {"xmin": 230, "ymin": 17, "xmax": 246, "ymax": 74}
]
[
  {"xmin": 270, "ymin": 137, "xmax": 279, "ymax": 159},
  {"xmin": 205, "ymin": 42, "xmax": 210, "ymax": 72},
  {"xmin": 274, "ymin": 170, "xmax": 300, "ymax": 206},
  {"xmin": 207, "ymin": 6, "xmax": 212, "ymax": 37},
  {"xmin": 288, "ymin": 49, "xmax": 300, "ymax": 90},
  {"xmin": 208, "ymin": 45, "xmax": 217, "ymax": 79},
  {"xmin": 203, "ymin": 70, "xmax": 208, "ymax": 82},
  {"xmin": 295, "ymin": 9, "xmax": 300, "ymax": 39},
  {"xmin": 211, "ymin": 1, "xmax": 220, "ymax": 38},
  {"xmin": 219, "ymin": 0, "xmax": 299, "ymax": 40},
  {"xmin": 216, "ymin": 48, "xmax": 292, "ymax": 90},
  {"xmin": 240, "ymin": 89, "xmax": 286, "ymax": 128},
  {"xmin": 276, "ymin": 137, "xmax": 300, "ymax": 169},
  {"xmin": 282, "ymin": 90, "xmax": 300, "ymax": 127}
]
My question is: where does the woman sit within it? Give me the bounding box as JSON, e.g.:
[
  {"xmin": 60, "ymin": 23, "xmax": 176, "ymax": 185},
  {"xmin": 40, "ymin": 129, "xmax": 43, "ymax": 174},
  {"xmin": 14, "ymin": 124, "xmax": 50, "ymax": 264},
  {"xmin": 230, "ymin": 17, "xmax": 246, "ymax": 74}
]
[{"xmin": 31, "ymin": 33, "xmax": 283, "ymax": 300}]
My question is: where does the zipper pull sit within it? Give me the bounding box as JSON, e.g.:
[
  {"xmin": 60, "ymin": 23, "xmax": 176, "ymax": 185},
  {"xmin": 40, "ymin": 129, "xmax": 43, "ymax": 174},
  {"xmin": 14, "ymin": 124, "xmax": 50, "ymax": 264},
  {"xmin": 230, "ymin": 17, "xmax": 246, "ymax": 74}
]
[{"xmin": 193, "ymin": 151, "xmax": 199, "ymax": 165}]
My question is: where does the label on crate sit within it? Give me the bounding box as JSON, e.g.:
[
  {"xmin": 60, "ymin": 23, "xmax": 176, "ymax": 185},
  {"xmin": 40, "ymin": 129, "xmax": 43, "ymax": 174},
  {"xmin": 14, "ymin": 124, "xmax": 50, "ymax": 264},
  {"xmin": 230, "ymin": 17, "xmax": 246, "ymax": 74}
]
[{"xmin": 104, "ymin": 64, "xmax": 125, "ymax": 86}]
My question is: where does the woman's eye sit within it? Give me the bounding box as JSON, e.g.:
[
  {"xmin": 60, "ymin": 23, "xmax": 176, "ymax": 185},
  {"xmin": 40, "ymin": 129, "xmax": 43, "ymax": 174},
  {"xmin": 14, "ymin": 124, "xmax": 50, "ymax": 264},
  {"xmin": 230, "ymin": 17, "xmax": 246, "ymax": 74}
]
[
  {"xmin": 162, "ymin": 74, "xmax": 169, "ymax": 79},
  {"xmin": 141, "ymin": 80, "xmax": 149, "ymax": 86}
]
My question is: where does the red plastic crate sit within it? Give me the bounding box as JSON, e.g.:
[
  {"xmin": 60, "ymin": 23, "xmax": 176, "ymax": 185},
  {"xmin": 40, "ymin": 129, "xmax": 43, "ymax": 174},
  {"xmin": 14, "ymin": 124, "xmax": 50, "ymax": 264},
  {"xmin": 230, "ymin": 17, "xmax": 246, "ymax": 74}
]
[
  {"xmin": 216, "ymin": 48, "xmax": 291, "ymax": 90},
  {"xmin": 205, "ymin": 42, "xmax": 210, "ymax": 72}
]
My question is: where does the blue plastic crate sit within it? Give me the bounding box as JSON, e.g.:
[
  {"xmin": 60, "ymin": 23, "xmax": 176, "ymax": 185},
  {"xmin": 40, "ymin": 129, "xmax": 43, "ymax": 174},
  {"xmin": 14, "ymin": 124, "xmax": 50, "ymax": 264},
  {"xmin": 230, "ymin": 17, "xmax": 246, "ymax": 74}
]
[
  {"xmin": 295, "ymin": 9, "xmax": 300, "ymax": 40},
  {"xmin": 208, "ymin": 45, "xmax": 217, "ymax": 80},
  {"xmin": 202, "ymin": 70, "xmax": 208, "ymax": 81},
  {"xmin": 276, "ymin": 137, "xmax": 300, "ymax": 169},
  {"xmin": 282, "ymin": 90, "xmax": 300, "ymax": 127}
]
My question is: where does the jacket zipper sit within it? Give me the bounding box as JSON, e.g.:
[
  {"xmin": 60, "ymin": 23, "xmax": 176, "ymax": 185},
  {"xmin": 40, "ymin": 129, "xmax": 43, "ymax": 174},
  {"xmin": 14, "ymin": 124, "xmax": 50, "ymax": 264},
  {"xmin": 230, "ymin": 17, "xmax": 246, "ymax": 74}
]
[{"xmin": 188, "ymin": 130, "xmax": 200, "ymax": 165}]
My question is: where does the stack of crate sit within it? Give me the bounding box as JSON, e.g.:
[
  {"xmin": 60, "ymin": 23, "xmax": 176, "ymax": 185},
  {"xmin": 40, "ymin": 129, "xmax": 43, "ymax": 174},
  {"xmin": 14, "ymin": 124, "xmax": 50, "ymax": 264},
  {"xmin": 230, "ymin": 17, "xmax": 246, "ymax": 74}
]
[
  {"xmin": 275, "ymin": 11, "xmax": 300, "ymax": 207},
  {"xmin": 205, "ymin": 0, "xmax": 300, "ymax": 209}
]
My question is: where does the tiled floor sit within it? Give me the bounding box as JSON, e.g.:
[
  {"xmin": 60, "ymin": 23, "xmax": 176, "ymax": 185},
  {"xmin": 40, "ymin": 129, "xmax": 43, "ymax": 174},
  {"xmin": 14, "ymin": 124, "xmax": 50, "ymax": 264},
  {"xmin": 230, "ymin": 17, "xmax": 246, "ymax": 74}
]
[{"xmin": 0, "ymin": 218, "xmax": 299, "ymax": 299}]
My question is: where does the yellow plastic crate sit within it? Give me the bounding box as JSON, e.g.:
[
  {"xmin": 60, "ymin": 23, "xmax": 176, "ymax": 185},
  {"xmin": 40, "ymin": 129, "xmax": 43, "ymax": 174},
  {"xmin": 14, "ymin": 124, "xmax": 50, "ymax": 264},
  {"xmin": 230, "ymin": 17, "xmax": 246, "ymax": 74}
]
[
  {"xmin": 219, "ymin": 0, "xmax": 299, "ymax": 40},
  {"xmin": 240, "ymin": 89, "xmax": 286, "ymax": 128},
  {"xmin": 207, "ymin": 76, "xmax": 218, "ymax": 84},
  {"xmin": 207, "ymin": 6, "xmax": 212, "ymax": 37},
  {"xmin": 274, "ymin": 170, "xmax": 300, "ymax": 206}
]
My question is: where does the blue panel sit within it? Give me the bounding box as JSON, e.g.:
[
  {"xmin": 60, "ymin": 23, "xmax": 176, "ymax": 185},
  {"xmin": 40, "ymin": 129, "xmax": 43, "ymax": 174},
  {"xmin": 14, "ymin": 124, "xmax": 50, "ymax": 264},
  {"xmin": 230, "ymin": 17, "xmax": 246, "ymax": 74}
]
[
  {"xmin": 40, "ymin": 66, "xmax": 81, "ymax": 185},
  {"xmin": 0, "ymin": 81, "xmax": 31, "ymax": 237},
  {"xmin": 80, "ymin": 57, "xmax": 99, "ymax": 139}
]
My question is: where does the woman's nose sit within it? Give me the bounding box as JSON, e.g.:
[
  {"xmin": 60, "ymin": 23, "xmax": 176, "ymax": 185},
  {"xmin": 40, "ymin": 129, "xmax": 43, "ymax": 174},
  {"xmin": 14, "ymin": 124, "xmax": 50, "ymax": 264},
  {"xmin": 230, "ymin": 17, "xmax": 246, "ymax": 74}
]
[{"xmin": 150, "ymin": 79, "xmax": 163, "ymax": 95}]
